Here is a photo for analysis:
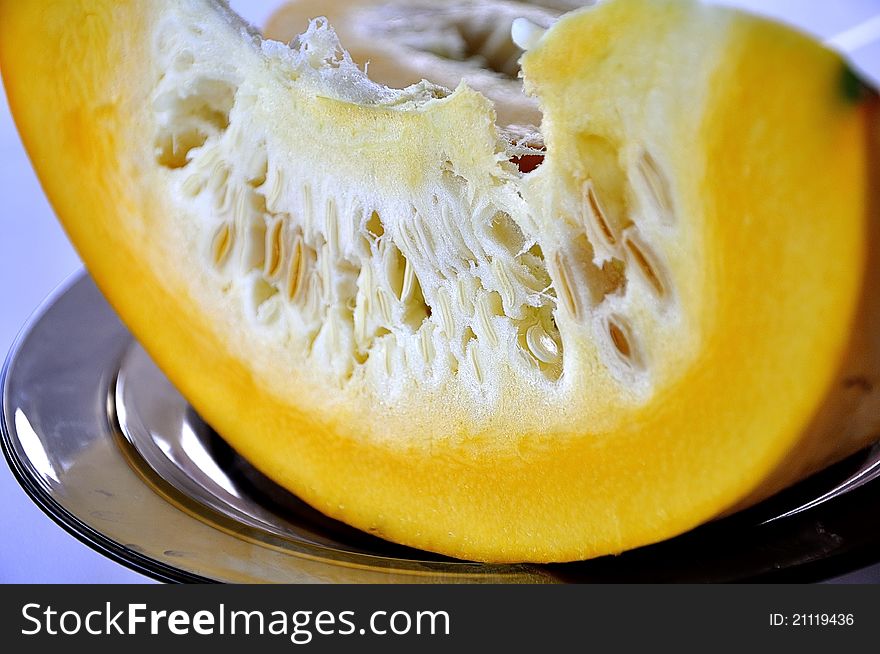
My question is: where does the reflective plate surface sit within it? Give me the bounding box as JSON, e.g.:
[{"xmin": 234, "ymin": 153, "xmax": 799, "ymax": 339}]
[{"xmin": 3, "ymin": 273, "xmax": 880, "ymax": 583}]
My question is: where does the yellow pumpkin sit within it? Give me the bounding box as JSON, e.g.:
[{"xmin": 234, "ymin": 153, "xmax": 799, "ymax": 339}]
[{"xmin": 1, "ymin": 0, "xmax": 877, "ymax": 562}]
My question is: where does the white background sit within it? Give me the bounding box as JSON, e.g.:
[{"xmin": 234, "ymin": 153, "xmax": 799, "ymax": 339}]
[{"xmin": 1, "ymin": 0, "xmax": 879, "ymax": 582}]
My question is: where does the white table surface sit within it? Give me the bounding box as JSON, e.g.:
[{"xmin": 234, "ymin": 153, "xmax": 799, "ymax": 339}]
[{"xmin": 1, "ymin": 0, "xmax": 879, "ymax": 583}]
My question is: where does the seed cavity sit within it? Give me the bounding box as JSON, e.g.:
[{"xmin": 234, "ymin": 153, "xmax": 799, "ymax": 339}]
[
  {"xmin": 624, "ymin": 233, "xmax": 667, "ymax": 299},
  {"xmin": 476, "ymin": 292, "xmax": 504, "ymax": 348},
  {"xmin": 264, "ymin": 218, "xmax": 285, "ymax": 279},
  {"xmin": 366, "ymin": 210, "xmax": 384, "ymax": 239},
  {"xmin": 324, "ymin": 198, "xmax": 340, "ymax": 254},
  {"xmin": 154, "ymin": 78, "xmax": 236, "ymax": 170},
  {"xmin": 489, "ymin": 212, "xmax": 526, "ymax": 253},
  {"xmin": 468, "ymin": 345, "xmax": 485, "ymax": 385},
  {"xmin": 262, "ymin": 165, "xmax": 285, "ymax": 212},
  {"xmin": 286, "ymin": 235, "xmax": 309, "ymax": 302},
  {"xmin": 245, "ymin": 145, "xmax": 268, "ymax": 188},
  {"xmin": 553, "ymin": 253, "xmax": 579, "ymax": 319},
  {"xmin": 525, "ymin": 322, "xmax": 560, "ymax": 365},
  {"xmin": 376, "ymin": 288, "xmax": 393, "ymax": 324},
  {"xmin": 635, "ymin": 151, "xmax": 675, "ymax": 225},
  {"xmin": 211, "ymin": 224, "xmax": 233, "ymax": 268},
  {"xmin": 384, "ymin": 242, "xmax": 407, "ymax": 301},
  {"xmin": 463, "ymin": 326, "xmax": 478, "ymax": 347},
  {"xmin": 399, "ymin": 257, "xmax": 416, "ymax": 302},
  {"xmin": 435, "ymin": 289, "xmax": 455, "ymax": 336},
  {"xmin": 182, "ymin": 172, "xmax": 206, "ymax": 197},
  {"xmin": 541, "ymin": 135, "xmax": 684, "ymax": 386},
  {"xmin": 606, "ymin": 315, "xmax": 643, "ymax": 370},
  {"xmin": 250, "ymin": 277, "xmax": 280, "ymax": 324},
  {"xmin": 419, "ymin": 324, "xmax": 436, "ymax": 364},
  {"xmin": 401, "ymin": 274, "xmax": 429, "ymax": 331},
  {"xmin": 583, "ymin": 182, "xmax": 617, "ymax": 246}
]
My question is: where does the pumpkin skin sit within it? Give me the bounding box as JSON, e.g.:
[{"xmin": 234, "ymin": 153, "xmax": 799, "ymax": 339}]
[{"xmin": 1, "ymin": 0, "xmax": 878, "ymax": 563}]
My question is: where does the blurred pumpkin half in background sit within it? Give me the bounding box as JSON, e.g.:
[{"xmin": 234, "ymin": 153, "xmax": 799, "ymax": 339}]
[{"xmin": 0, "ymin": 0, "xmax": 878, "ymax": 562}]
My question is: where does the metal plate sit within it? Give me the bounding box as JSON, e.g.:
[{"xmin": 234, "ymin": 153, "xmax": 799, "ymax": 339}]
[{"xmin": 3, "ymin": 272, "xmax": 880, "ymax": 582}]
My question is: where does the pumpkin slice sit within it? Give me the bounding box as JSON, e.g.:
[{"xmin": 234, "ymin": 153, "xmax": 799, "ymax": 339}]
[{"xmin": 1, "ymin": 0, "xmax": 878, "ymax": 563}]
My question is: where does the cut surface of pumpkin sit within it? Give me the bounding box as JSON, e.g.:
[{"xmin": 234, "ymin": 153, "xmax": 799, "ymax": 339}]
[{"xmin": 1, "ymin": 0, "xmax": 878, "ymax": 563}]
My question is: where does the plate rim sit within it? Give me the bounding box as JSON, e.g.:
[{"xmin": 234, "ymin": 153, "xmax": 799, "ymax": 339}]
[{"xmin": 0, "ymin": 271, "xmax": 212, "ymax": 583}]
